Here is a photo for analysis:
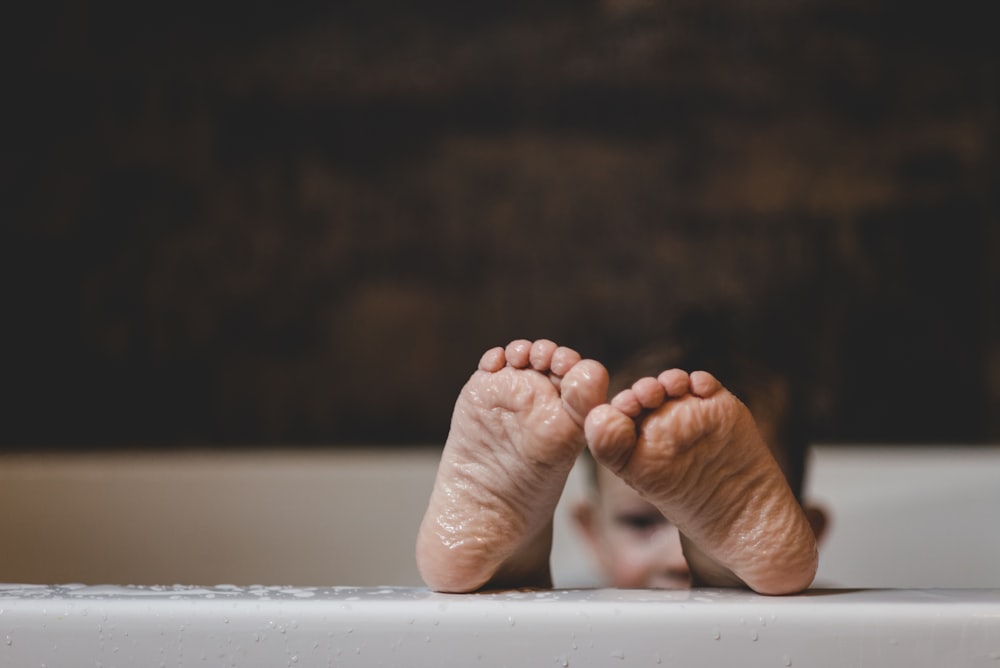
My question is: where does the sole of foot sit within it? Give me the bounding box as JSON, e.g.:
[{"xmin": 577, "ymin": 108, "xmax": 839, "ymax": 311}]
[
  {"xmin": 417, "ymin": 339, "xmax": 609, "ymax": 592},
  {"xmin": 584, "ymin": 369, "xmax": 817, "ymax": 595}
]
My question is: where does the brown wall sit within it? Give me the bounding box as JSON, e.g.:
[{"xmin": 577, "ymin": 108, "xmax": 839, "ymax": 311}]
[{"xmin": 4, "ymin": 0, "xmax": 998, "ymax": 447}]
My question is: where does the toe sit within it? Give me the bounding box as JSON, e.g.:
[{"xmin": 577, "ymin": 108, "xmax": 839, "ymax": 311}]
[
  {"xmin": 479, "ymin": 347, "xmax": 506, "ymax": 372},
  {"xmin": 505, "ymin": 340, "xmax": 532, "ymax": 367},
  {"xmin": 632, "ymin": 377, "xmax": 667, "ymax": 409},
  {"xmin": 584, "ymin": 404, "xmax": 638, "ymax": 474},
  {"xmin": 559, "ymin": 358, "xmax": 608, "ymax": 425},
  {"xmin": 657, "ymin": 369, "xmax": 691, "ymax": 396},
  {"xmin": 610, "ymin": 389, "xmax": 643, "ymax": 418},
  {"xmin": 529, "ymin": 339, "xmax": 558, "ymax": 371},
  {"xmin": 689, "ymin": 370, "xmax": 722, "ymax": 397},
  {"xmin": 550, "ymin": 345, "xmax": 583, "ymax": 376}
]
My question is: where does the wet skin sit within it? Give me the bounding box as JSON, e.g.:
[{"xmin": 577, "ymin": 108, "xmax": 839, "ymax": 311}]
[
  {"xmin": 417, "ymin": 341, "xmax": 818, "ymax": 595},
  {"xmin": 584, "ymin": 369, "xmax": 818, "ymax": 594},
  {"xmin": 416, "ymin": 339, "xmax": 608, "ymax": 592}
]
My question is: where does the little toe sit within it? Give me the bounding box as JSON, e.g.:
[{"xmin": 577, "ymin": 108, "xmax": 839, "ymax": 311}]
[
  {"xmin": 479, "ymin": 347, "xmax": 506, "ymax": 372},
  {"xmin": 584, "ymin": 404, "xmax": 638, "ymax": 474}
]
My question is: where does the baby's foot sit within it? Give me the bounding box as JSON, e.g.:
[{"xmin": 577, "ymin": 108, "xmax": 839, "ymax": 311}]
[
  {"xmin": 417, "ymin": 340, "xmax": 608, "ymax": 592},
  {"xmin": 584, "ymin": 370, "xmax": 817, "ymax": 594}
]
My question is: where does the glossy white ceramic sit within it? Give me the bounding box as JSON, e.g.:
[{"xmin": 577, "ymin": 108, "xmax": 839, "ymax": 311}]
[{"xmin": 3, "ymin": 585, "xmax": 999, "ymax": 667}]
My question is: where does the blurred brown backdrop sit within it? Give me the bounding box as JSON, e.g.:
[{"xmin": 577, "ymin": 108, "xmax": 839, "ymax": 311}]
[{"xmin": 3, "ymin": 0, "xmax": 998, "ymax": 448}]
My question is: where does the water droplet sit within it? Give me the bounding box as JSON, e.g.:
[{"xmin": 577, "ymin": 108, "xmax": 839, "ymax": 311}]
[
  {"xmin": 508, "ymin": 616, "xmax": 516, "ymax": 627},
  {"xmin": 751, "ymin": 631, "xmax": 759, "ymax": 642},
  {"xmin": 610, "ymin": 650, "xmax": 625, "ymax": 660},
  {"xmin": 4, "ymin": 635, "xmax": 12, "ymax": 646},
  {"xmin": 711, "ymin": 627, "xmax": 721, "ymax": 640},
  {"xmin": 556, "ymin": 655, "xmax": 569, "ymax": 667},
  {"xmin": 783, "ymin": 654, "xmax": 792, "ymax": 666},
  {"xmin": 290, "ymin": 655, "xmax": 298, "ymax": 663}
]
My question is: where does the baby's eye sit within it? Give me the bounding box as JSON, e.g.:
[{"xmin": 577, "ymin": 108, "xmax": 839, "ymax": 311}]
[{"xmin": 615, "ymin": 512, "xmax": 668, "ymax": 532}]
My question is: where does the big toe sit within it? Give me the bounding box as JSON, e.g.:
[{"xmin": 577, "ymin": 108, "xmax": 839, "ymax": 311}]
[
  {"xmin": 560, "ymin": 358, "xmax": 609, "ymax": 425},
  {"xmin": 584, "ymin": 404, "xmax": 638, "ymax": 474}
]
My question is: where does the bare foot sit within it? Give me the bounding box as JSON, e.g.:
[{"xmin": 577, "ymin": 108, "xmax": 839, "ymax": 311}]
[
  {"xmin": 416, "ymin": 339, "xmax": 609, "ymax": 592},
  {"xmin": 584, "ymin": 369, "xmax": 818, "ymax": 595}
]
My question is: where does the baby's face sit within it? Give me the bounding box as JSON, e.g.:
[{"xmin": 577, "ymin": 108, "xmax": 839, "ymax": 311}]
[{"xmin": 586, "ymin": 467, "xmax": 691, "ymax": 589}]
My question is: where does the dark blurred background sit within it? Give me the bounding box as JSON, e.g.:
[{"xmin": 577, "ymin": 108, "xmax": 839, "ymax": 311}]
[{"xmin": 3, "ymin": 0, "xmax": 997, "ymax": 448}]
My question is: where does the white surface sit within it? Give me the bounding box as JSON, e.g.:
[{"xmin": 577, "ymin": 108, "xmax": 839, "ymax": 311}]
[
  {"xmin": 3, "ymin": 585, "xmax": 999, "ymax": 667},
  {"xmin": 804, "ymin": 445, "xmax": 1000, "ymax": 588}
]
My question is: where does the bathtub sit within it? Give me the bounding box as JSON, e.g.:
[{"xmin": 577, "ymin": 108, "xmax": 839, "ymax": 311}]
[
  {"xmin": 2, "ymin": 445, "xmax": 999, "ymax": 587},
  {"xmin": 3, "ymin": 584, "xmax": 999, "ymax": 666},
  {"xmin": 2, "ymin": 446, "xmax": 999, "ymax": 666}
]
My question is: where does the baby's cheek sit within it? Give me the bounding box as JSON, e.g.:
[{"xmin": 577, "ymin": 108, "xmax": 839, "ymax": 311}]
[{"xmin": 606, "ymin": 545, "xmax": 654, "ymax": 589}]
